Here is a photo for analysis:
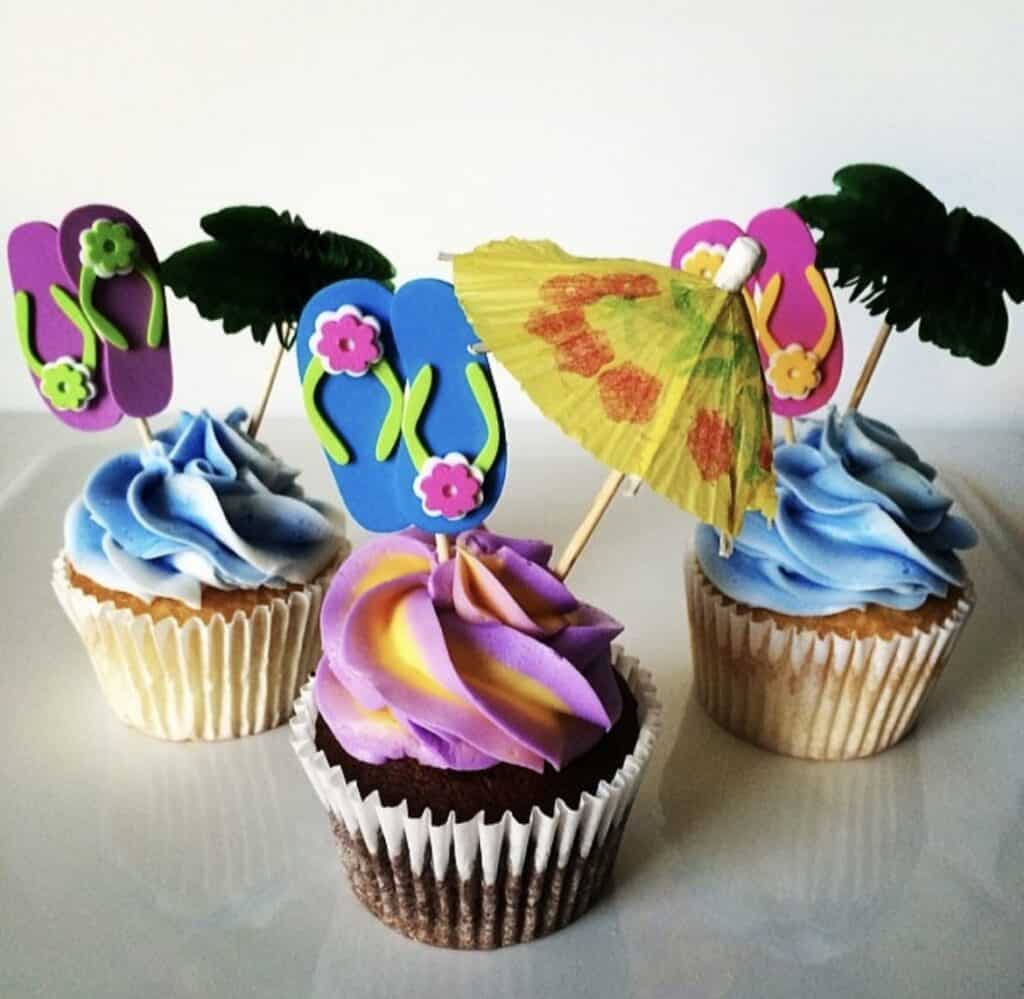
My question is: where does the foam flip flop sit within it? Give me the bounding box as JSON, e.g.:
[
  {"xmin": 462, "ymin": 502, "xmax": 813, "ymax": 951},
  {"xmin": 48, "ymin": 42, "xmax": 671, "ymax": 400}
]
[
  {"xmin": 58, "ymin": 205, "xmax": 172, "ymax": 419},
  {"xmin": 8, "ymin": 221, "xmax": 122, "ymax": 430},
  {"xmin": 745, "ymin": 208, "xmax": 842, "ymax": 416},
  {"xmin": 296, "ymin": 278, "xmax": 407, "ymax": 532},
  {"xmin": 390, "ymin": 278, "xmax": 506, "ymax": 533},
  {"xmin": 671, "ymin": 219, "xmax": 745, "ymax": 281},
  {"xmin": 672, "ymin": 209, "xmax": 842, "ymax": 416}
]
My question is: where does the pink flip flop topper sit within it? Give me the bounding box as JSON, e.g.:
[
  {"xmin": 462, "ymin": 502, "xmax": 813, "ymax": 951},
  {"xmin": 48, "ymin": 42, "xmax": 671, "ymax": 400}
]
[
  {"xmin": 58, "ymin": 205, "xmax": 173, "ymax": 419},
  {"xmin": 672, "ymin": 208, "xmax": 843, "ymax": 417}
]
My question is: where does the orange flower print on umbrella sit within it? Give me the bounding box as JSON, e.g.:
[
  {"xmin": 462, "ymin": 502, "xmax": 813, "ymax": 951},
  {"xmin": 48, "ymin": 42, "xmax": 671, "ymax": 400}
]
[
  {"xmin": 687, "ymin": 408, "xmax": 734, "ymax": 481},
  {"xmin": 451, "ymin": 238, "xmax": 776, "ymax": 557},
  {"xmin": 598, "ymin": 363, "xmax": 662, "ymax": 424}
]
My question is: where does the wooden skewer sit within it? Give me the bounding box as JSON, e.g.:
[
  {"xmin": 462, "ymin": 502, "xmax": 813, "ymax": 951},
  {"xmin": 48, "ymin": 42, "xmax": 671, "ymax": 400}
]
[
  {"xmin": 436, "ymin": 534, "xmax": 452, "ymax": 563},
  {"xmin": 248, "ymin": 336, "xmax": 289, "ymax": 439},
  {"xmin": 848, "ymin": 321, "xmax": 892, "ymax": 411},
  {"xmin": 554, "ymin": 470, "xmax": 625, "ymax": 580},
  {"xmin": 136, "ymin": 418, "xmax": 154, "ymax": 447},
  {"xmin": 781, "ymin": 417, "xmax": 796, "ymax": 444}
]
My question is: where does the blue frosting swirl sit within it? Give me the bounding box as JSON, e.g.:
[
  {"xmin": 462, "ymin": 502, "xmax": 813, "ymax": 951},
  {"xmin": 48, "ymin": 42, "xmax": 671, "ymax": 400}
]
[
  {"xmin": 695, "ymin": 408, "xmax": 977, "ymax": 615},
  {"xmin": 65, "ymin": 409, "xmax": 345, "ymax": 609}
]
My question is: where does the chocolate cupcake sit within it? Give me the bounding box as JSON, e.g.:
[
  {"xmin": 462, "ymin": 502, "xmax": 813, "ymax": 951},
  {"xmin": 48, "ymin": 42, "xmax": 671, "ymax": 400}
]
[
  {"xmin": 291, "ymin": 528, "xmax": 661, "ymax": 948},
  {"xmin": 687, "ymin": 408, "xmax": 976, "ymax": 760},
  {"xmin": 54, "ymin": 408, "xmax": 348, "ymax": 740}
]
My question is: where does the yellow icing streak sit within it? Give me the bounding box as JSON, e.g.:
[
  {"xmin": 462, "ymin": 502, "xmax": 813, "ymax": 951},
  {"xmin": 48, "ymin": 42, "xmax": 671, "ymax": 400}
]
[
  {"xmin": 446, "ymin": 631, "xmax": 569, "ymax": 726},
  {"xmin": 353, "ymin": 552, "xmax": 432, "ymax": 599},
  {"xmin": 355, "ymin": 701, "xmax": 401, "ymax": 729},
  {"xmin": 366, "ymin": 587, "xmax": 462, "ymax": 704}
]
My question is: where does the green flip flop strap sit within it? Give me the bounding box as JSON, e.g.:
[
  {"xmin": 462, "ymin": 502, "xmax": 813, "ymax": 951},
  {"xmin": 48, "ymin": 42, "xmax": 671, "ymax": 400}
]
[
  {"xmin": 402, "ymin": 362, "xmax": 501, "ymax": 475},
  {"xmin": 14, "ymin": 291, "xmax": 44, "ymax": 377},
  {"xmin": 49, "ymin": 285, "xmax": 99, "ymax": 369},
  {"xmin": 401, "ymin": 365, "xmax": 434, "ymax": 472},
  {"xmin": 371, "ymin": 360, "xmax": 403, "ymax": 462},
  {"xmin": 465, "ymin": 362, "xmax": 501, "ymax": 475},
  {"xmin": 136, "ymin": 260, "xmax": 166, "ymax": 348},
  {"xmin": 303, "ymin": 357, "xmax": 351, "ymax": 465},
  {"xmin": 79, "ymin": 266, "xmax": 130, "ymax": 351}
]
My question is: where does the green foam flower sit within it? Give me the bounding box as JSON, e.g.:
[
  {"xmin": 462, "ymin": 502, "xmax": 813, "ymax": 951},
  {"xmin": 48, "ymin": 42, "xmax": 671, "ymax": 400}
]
[
  {"xmin": 79, "ymin": 219, "xmax": 137, "ymax": 278},
  {"xmin": 39, "ymin": 357, "xmax": 96, "ymax": 411}
]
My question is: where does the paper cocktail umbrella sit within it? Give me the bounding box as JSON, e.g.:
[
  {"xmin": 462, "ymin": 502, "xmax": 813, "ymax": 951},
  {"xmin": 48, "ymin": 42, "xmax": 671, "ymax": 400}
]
[{"xmin": 452, "ymin": 237, "xmax": 776, "ymax": 576}]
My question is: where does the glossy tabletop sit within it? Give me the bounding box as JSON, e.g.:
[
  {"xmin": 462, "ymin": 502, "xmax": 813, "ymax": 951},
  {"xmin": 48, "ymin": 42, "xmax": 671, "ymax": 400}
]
[{"xmin": 1, "ymin": 413, "xmax": 1022, "ymax": 998}]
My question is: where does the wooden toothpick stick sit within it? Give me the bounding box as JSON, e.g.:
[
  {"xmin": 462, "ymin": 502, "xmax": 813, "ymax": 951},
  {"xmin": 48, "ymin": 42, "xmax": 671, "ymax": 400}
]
[
  {"xmin": 436, "ymin": 534, "xmax": 452, "ymax": 563},
  {"xmin": 248, "ymin": 327, "xmax": 293, "ymax": 439},
  {"xmin": 554, "ymin": 470, "xmax": 626, "ymax": 580},
  {"xmin": 136, "ymin": 418, "xmax": 154, "ymax": 447},
  {"xmin": 848, "ymin": 321, "xmax": 892, "ymax": 411},
  {"xmin": 781, "ymin": 417, "xmax": 796, "ymax": 444}
]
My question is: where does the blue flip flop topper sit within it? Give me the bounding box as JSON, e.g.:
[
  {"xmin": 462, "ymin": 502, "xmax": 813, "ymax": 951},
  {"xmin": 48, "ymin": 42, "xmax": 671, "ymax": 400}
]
[
  {"xmin": 296, "ymin": 279, "xmax": 406, "ymax": 532},
  {"xmin": 390, "ymin": 278, "xmax": 506, "ymax": 532}
]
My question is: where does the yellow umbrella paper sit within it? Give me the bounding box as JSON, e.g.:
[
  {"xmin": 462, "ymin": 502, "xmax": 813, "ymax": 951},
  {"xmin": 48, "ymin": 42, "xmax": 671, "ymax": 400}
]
[{"xmin": 452, "ymin": 238, "xmax": 777, "ymax": 540}]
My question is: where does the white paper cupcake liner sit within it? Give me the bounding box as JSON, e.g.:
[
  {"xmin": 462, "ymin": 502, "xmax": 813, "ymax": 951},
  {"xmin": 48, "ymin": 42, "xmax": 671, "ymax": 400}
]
[
  {"xmin": 290, "ymin": 647, "xmax": 662, "ymax": 948},
  {"xmin": 53, "ymin": 552, "xmax": 343, "ymax": 741},
  {"xmin": 686, "ymin": 558, "xmax": 974, "ymax": 760}
]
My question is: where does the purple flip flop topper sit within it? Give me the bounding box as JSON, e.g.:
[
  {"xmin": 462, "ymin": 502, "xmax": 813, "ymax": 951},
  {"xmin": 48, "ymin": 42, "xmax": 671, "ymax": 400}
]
[
  {"xmin": 672, "ymin": 208, "xmax": 843, "ymax": 417},
  {"xmin": 7, "ymin": 221, "xmax": 122, "ymax": 431},
  {"xmin": 58, "ymin": 205, "xmax": 172, "ymax": 418}
]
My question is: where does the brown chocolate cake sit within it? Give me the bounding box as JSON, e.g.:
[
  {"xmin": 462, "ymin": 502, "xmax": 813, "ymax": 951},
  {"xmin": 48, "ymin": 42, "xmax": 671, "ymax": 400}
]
[{"xmin": 315, "ymin": 673, "xmax": 640, "ymax": 823}]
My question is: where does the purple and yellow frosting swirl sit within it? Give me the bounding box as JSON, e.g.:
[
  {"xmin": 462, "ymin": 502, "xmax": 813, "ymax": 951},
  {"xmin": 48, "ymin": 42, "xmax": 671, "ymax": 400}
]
[{"xmin": 315, "ymin": 529, "xmax": 624, "ymax": 773}]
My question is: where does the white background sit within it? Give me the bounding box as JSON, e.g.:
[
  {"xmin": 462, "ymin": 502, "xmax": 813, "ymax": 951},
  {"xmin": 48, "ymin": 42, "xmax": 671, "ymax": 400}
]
[{"xmin": 2, "ymin": 0, "xmax": 1022, "ymax": 434}]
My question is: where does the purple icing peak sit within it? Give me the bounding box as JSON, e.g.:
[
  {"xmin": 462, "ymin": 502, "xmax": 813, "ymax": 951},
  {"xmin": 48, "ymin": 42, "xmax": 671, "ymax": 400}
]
[{"xmin": 315, "ymin": 529, "xmax": 624, "ymax": 773}]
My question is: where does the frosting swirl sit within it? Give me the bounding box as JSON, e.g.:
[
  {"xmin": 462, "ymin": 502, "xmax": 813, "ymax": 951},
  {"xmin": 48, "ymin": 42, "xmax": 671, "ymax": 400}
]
[
  {"xmin": 315, "ymin": 529, "xmax": 624, "ymax": 773},
  {"xmin": 695, "ymin": 408, "xmax": 977, "ymax": 615},
  {"xmin": 66, "ymin": 408, "xmax": 345, "ymax": 609}
]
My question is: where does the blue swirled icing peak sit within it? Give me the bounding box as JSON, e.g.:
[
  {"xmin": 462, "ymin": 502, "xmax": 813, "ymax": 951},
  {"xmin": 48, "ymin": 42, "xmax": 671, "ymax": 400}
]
[
  {"xmin": 65, "ymin": 408, "xmax": 345, "ymax": 609},
  {"xmin": 695, "ymin": 407, "xmax": 977, "ymax": 615}
]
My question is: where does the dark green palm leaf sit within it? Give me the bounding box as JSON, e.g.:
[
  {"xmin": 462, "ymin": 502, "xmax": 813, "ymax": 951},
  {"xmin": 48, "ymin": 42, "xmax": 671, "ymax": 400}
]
[
  {"xmin": 161, "ymin": 206, "xmax": 395, "ymax": 346},
  {"xmin": 789, "ymin": 164, "xmax": 1022, "ymax": 365}
]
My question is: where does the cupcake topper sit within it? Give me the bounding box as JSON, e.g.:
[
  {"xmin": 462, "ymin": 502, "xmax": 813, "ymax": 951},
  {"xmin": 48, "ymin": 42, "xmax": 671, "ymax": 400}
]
[
  {"xmin": 672, "ymin": 208, "xmax": 843, "ymax": 439},
  {"xmin": 450, "ymin": 237, "xmax": 776, "ymax": 577},
  {"xmin": 790, "ymin": 164, "xmax": 1024, "ymax": 409},
  {"xmin": 296, "ymin": 278, "xmax": 507, "ymax": 541},
  {"xmin": 8, "ymin": 205, "xmax": 171, "ymax": 441},
  {"xmin": 161, "ymin": 207, "xmax": 395, "ymax": 438}
]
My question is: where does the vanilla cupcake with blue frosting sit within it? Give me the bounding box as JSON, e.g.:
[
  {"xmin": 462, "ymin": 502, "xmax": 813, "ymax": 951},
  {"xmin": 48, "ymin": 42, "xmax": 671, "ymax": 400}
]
[
  {"xmin": 686, "ymin": 407, "xmax": 976, "ymax": 760},
  {"xmin": 54, "ymin": 409, "xmax": 348, "ymax": 740}
]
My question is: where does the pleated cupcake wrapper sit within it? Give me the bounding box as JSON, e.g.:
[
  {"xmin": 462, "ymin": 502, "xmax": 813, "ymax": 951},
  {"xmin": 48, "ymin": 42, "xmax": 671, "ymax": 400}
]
[
  {"xmin": 52, "ymin": 552, "xmax": 340, "ymax": 741},
  {"xmin": 290, "ymin": 648, "xmax": 662, "ymax": 949},
  {"xmin": 686, "ymin": 559, "xmax": 975, "ymax": 761}
]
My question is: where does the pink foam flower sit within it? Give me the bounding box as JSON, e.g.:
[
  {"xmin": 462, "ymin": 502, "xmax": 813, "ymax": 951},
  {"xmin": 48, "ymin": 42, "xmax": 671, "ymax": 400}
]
[
  {"xmin": 311, "ymin": 305, "xmax": 382, "ymax": 376},
  {"xmin": 413, "ymin": 453, "xmax": 483, "ymax": 520}
]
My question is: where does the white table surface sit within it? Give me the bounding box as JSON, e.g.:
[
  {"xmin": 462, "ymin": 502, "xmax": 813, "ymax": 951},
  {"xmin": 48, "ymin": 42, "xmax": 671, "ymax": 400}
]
[{"xmin": 1, "ymin": 412, "xmax": 1022, "ymax": 998}]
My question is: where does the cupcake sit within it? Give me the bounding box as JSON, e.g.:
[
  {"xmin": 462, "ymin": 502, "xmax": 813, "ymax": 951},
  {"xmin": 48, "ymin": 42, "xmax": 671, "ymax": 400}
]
[
  {"xmin": 291, "ymin": 528, "xmax": 661, "ymax": 949},
  {"xmin": 687, "ymin": 407, "xmax": 976, "ymax": 761},
  {"xmin": 54, "ymin": 408, "xmax": 349, "ymax": 741}
]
